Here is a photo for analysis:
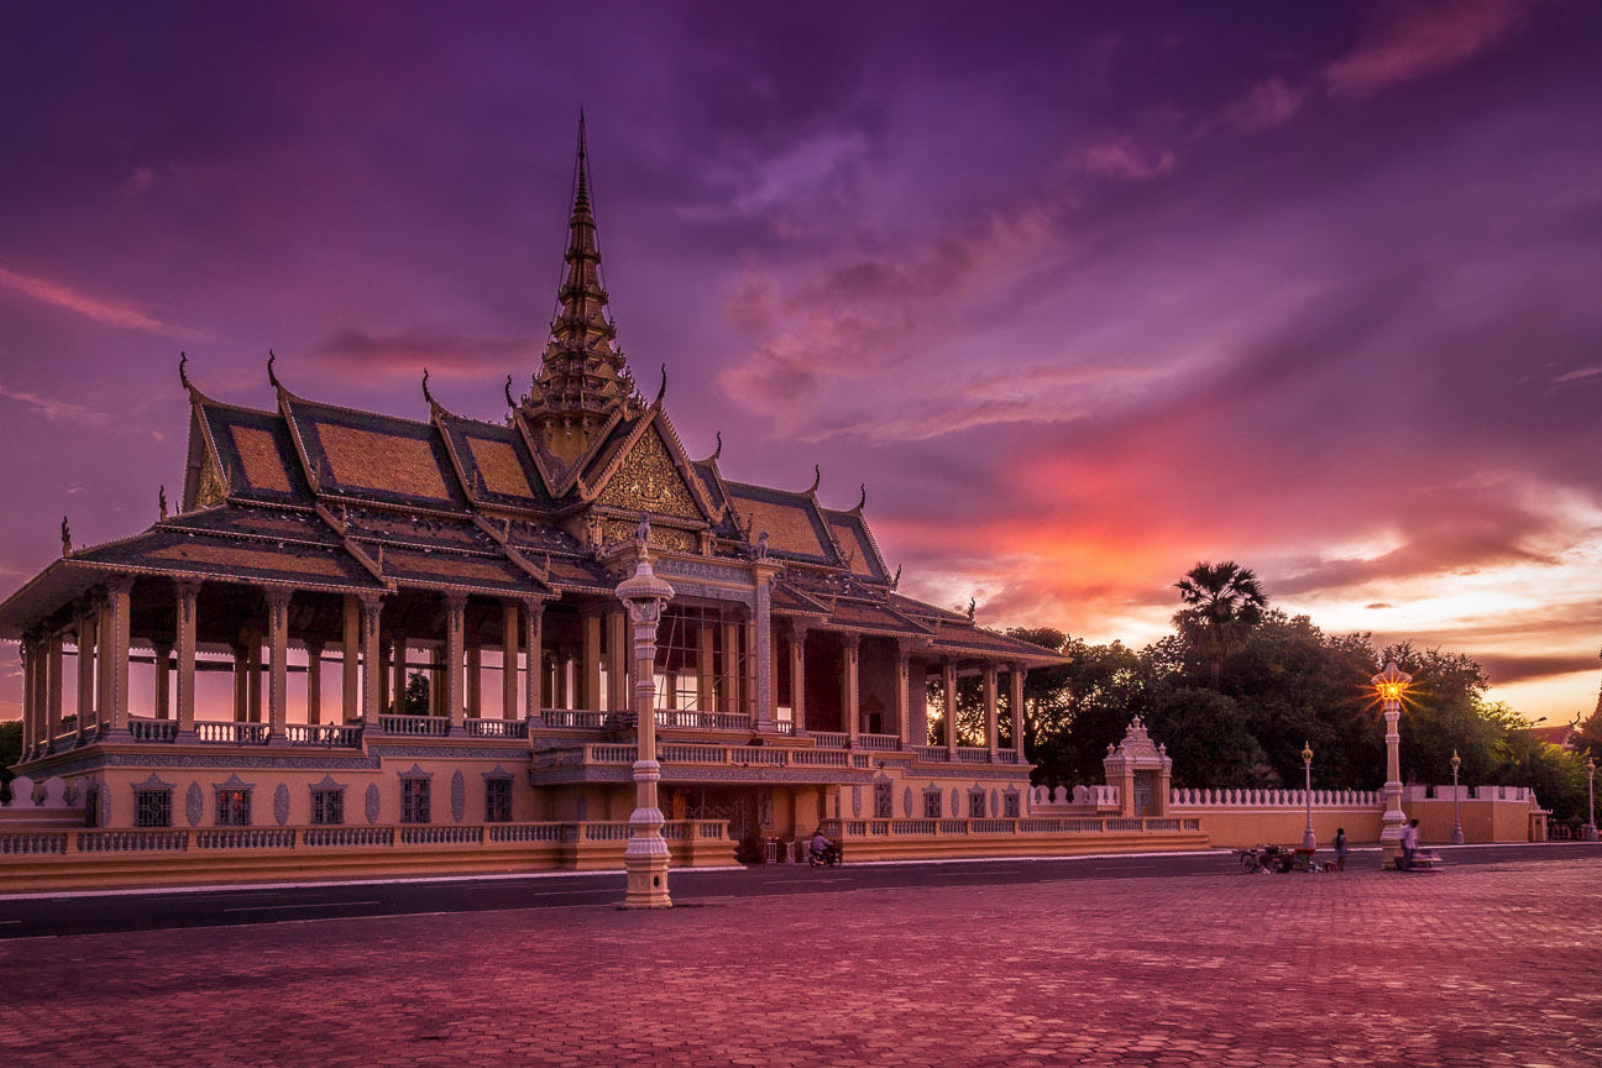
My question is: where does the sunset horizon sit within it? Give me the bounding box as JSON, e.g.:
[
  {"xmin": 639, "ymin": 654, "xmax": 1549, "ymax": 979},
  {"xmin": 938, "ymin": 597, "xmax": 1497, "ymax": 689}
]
[{"xmin": 4, "ymin": 0, "xmax": 1601, "ymax": 730}]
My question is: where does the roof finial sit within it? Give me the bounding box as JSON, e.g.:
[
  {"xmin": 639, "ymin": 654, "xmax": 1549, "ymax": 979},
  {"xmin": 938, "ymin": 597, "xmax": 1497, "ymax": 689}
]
[
  {"xmin": 892, "ymin": 564, "xmax": 901, "ymax": 589},
  {"xmin": 60, "ymin": 516, "xmax": 71, "ymax": 556},
  {"xmin": 158, "ymin": 485, "xmax": 168, "ymax": 522},
  {"xmin": 709, "ymin": 430, "xmax": 723, "ymax": 463},
  {"xmin": 422, "ymin": 367, "xmax": 435, "ymax": 406},
  {"xmin": 178, "ymin": 352, "xmax": 193, "ymax": 393},
  {"xmin": 967, "ymin": 596, "xmax": 976, "ymax": 620},
  {"xmin": 854, "ymin": 483, "xmax": 867, "ymax": 513},
  {"xmin": 807, "ymin": 464, "xmax": 821, "ymax": 495},
  {"xmin": 504, "ymin": 374, "xmax": 516, "ymax": 409},
  {"xmin": 267, "ymin": 350, "xmax": 281, "ymax": 389},
  {"xmin": 653, "ymin": 363, "xmax": 667, "ymax": 406}
]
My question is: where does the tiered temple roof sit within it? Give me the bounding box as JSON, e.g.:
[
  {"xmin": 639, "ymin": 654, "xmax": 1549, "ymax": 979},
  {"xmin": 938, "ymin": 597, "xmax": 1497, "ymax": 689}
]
[{"xmin": 0, "ymin": 123, "xmax": 1061, "ymax": 669}]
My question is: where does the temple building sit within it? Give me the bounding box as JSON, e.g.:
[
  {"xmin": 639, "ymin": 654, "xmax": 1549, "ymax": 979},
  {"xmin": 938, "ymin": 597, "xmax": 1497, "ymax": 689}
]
[{"xmin": 0, "ymin": 129, "xmax": 1069, "ymax": 882}]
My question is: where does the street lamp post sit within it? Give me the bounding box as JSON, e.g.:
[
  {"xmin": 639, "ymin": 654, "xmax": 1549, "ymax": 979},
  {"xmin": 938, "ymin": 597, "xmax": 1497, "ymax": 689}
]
[
  {"xmin": 1373, "ymin": 661, "xmax": 1412, "ymax": 870},
  {"xmin": 1301, "ymin": 740, "xmax": 1316, "ymax": 850},
  {"xmin": 1587, "ymin": 757, "xmax": 1598, "ymax": 843},
  {"xmin": 616, "ymin": 522, "xmax": 675, "ymax": 909},
  {"xmin": 1450, "ymin": 749, "xmax": 1464, "ymax": 845}
]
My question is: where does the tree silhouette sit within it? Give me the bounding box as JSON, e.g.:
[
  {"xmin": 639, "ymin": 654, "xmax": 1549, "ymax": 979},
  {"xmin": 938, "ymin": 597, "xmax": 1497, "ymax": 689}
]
[{"xmin": 1174, "ymin": 561, "xmax": 1266, "ymax": 689}]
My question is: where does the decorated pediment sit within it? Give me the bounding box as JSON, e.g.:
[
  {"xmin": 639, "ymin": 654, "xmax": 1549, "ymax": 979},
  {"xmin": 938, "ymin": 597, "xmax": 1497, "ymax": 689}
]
[{"xmin": 593, "ymin": 421, "xmax": 704, "ymax": 521}]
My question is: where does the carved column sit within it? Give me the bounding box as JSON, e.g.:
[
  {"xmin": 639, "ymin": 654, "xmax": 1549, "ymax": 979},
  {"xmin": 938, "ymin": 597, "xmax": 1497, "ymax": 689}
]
[
  {"xmin": 265, "ymin": 587, "xmax": 292, "ymax": 738},
  {"xmin": 379, "ymin": 637, "xmax": 392, "ymax": 715},
  {"xmin": 359, "ymin": 595, "xmax": 383, "ymax": 724},
  {"xmin": 502, "ymin": 601, "xmax": 520, "ymax": 720},
  {"xmin": 304, "ymin": 641, "xmax": 324, "ymax": 726},
  {"xmin": 753, "ymin": 562, "xmax": 777, "ymax": 730},
  {"xmin": 152, "ymin": 641, "xmax": 172, "ymax": 721},
  {"xmin": 894, "ymin": 642, "xmax": 913, "ymax": 748},
  {"xmin": 94, "ymin": 593, "xmax": 112, "ymax": 731},
  {"xmin": 390, "ymin": 637, "xmax": 408, "ymax": 715},
  {"xmin": 581, "ymin": 609, "xmax": 602, "ymax": 711},
  {"xmin": 19, "ymin": 638, "xmax": 36, "ymax": 758},
  {"xmin": 523, "ymin": 599, "xmax": 544, "ymax": 724},
  {"xmin": 341, "ymin": 594, "xmax": 360, "ymax": 722},
  {"xmin": 983, "ymin": 663, "xmax": 999, "ymax": 755},
  {"xmin": 1011, "ymin": 664, "xmax": 1028, "ymax": 763},
  {"xmin": 231, "ymin": 642, "xmax": 249, "ymax": 723},
  {"xmin": 789, "ymin": 622, "xmax": 808, "ymax": 735},
  {"xmin": 606, "ymin": 609, "xmax": 629, "ymax": 714},
  {"xmin": 428, "ymin": 646, "xmax": 444, "ymax": 717},
  {"xmin": 103, "ymin": 577, "xmax": 133, "ymax": 732},
  {"xmin": 444, "ymin": 593, "xmax": 467, "ymax": 731},
  {"xmin": 943, "ymin": 659, "xmax": 959, "ymax": 758},
  {"xmin": 245, "ymin": 629, "xmax": 263, "ymax": 724},
  {"xmin": 75, "ymin": 602, "xmax": 96, "ymax": 741},
  {"xmin": 697, "ymin": 617, "xmax": 717, "ymax": 713},
  {"xmin": 46, "ymin": 634, "xmax": 64, "ymax": 750},
  {"xmin": 841, "ymin": 634, "xmax": 861, "ymax": 743},
  {"xmin": 467, "ymin": 648, "xmax": 482, "ymax": 718},
  {"xmin": 722, "ymin": 618, "xmax": 742, "ymax": 719}
]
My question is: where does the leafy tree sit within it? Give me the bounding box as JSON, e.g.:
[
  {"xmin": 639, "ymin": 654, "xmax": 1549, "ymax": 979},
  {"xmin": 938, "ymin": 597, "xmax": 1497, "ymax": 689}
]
[
  {"xmin": 404, "ymin": 671, "xmax": 431, "ymax": 715},
  {"xmin": 1174, "ymin": 561, "xmax": 1266, "ymax": 688},
  {"xmin": 1146, "ymin": 686, "xmax": 1267, "ymax": 788},
  {"xmin": 1026, "ymin": 639, "xmax": 1153, "ymax": 787},
  {"xmin": 0, "ymin": 719, "xmax": 20, "ymax": 803}
]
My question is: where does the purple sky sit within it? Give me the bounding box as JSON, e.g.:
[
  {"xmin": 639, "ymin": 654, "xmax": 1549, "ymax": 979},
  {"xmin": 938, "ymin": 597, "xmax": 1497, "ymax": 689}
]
[{"xmin": 3, "ymin": 0, "xmax": 1601, "ymax": 726}]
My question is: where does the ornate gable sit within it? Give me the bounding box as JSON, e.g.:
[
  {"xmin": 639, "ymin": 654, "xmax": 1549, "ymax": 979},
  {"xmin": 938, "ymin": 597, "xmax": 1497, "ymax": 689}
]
[{"xmin": 594, "ymin": 422, "xmax": 702, "ymax": 521}]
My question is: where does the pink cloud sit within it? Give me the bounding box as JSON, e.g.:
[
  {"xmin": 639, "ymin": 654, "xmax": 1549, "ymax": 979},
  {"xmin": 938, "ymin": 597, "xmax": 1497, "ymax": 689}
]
[
  {"xmin": 313, "ymin": 328, "xmax": 541, "ymax": 383},
  {"xmin": 1324, "ymin": 0, "xmax": 1540, "ymax": 99},
  {"xmin": 1226, "ymin": 75, "xmax": 1308, "ymax": 132},
  {"xmin": 0, "ymin": 384, "xmax": 111, "ymax": 428},
  {"xmin": 1080, "ymin": 138, "xmax": 1177, "ymax": 182},
  {"xmin": 0, "ymin": 261, "xmax": 211, "ymax": 341}
]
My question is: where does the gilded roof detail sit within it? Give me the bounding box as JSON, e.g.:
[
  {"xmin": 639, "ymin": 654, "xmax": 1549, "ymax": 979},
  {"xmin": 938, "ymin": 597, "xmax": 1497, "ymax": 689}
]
[
  {"xmin": 594, "ymin": 426, "xmax": 700, "ymax": 519},
  {"xmin": 380, "ymin": 550, "xmax": 525, "ymax": 586},
  {"xmin": 466, "ymin": 436, "xmax": 534, "ymax": 499},
  {"xmin": 318, "ymin": 424, "xmax": 452, "ymax": 501},
  {"xmin": 828, "ymin": 518, "xmax": 879, "ymax": 578},
  {"xmin": 229, "ymin": 424, "xmax": 293, "ymax": 493}
]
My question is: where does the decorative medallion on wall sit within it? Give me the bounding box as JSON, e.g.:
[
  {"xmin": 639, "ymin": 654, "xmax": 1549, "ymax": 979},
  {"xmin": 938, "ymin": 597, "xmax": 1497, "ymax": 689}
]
[
  {"xmin": 98, "ymin": 784, "xmax": 111, "ymax": 827},
  {"xmin": 903, "ymin": 787, "xmax": 913, "ymax": 818},
  {"xmin": 851, "ymin": 784, "xmax": 862, "ymax": 819},
  {"xmin": 990, "ymin": 788, "xmax": 999, "ymax": 818},
  {"xmin": 274, "ymin": 783, "xmax": 291, "ymax": 826},
  {"xmin": 186, "ymin": 782, "xmax": 203, "ymax": 826},
  {"xmin": 365, "ymin": 782, "xmax": 381, "ymax": 824},
  {"xmin": 62, "ymin": 780, "xmax": 79, "ymax": 806},
  {"xmin": 450, "ymin": 770, "xmax": 466, "ymax": 823},
  {"xmin": 950, "ymin": 788, "xmax": 960, "ymax": 817}
]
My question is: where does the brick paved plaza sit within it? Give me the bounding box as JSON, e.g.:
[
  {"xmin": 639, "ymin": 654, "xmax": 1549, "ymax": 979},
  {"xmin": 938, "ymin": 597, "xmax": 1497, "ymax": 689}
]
[{"xmin": 4, "ymin": 857, "xmax": 1600, "ymax": 1067}]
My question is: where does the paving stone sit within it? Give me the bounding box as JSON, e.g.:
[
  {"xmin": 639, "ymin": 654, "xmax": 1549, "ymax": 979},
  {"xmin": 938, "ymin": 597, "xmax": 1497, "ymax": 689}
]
[{"xmin": 2, "ymin": 858, "xmax": 1600, "ymax": 1066}]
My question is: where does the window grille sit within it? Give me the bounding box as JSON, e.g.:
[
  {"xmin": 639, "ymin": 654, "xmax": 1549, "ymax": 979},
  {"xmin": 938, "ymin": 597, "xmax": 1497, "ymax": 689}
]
[
  {"xmin": 922, "ymin": 789, "xmax": 942, "ymax": 819},
  {"xmin": 216, "ymin": 788, "xmax": 251, "ymax": 827},
  {"xmin": 873, "ymin": 782, "xmax": 893, "ymax": 819},
  {"xmin": 1003, "ymin": 792, "xmax": 1020, "ymax": 818},
  {"xmin": 135, "ymin": 788, "xmax": 173, "ymax": 828},
  {"xmin": 311, "ymin": 788, "xmax": 344, "ymax": 826},
  {"xmin": 485, "ymin": 779, "xmax": 512, "ymax": 823},
  {"xmin": 401, "ymin": 778, "xmax": 431, "ymax": 824},
  {"xmin": 968, "ymin": 791, "xmax": 986, "ymax": 819}
]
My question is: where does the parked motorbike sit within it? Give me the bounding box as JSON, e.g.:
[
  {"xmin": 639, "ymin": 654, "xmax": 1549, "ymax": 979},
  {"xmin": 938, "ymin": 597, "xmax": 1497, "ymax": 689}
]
[{"xmin": 808, "ymin": 843, "xmax": 841, "ymax": 867}]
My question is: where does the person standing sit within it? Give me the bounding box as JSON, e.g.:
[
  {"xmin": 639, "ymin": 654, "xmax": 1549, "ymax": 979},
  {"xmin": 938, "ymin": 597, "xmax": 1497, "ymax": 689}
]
[{"xmin": 1334, "ymin": 827, "xmax": 1348, "ymax": 871}]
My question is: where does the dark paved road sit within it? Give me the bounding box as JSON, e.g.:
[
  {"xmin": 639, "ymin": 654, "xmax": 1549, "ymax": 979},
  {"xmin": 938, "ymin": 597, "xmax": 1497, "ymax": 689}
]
[{"xmin": 5, "ymin": 841, "xmax": 1599, "ymax": 940}]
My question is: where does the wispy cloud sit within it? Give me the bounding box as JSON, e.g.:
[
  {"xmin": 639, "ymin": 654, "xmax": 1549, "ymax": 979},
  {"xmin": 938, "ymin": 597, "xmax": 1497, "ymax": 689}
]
[
  {"xmin": 0, "ymin": 261, "xmax": 211, "ymax": 340},
  {"xmin": 1080, "ymin": 138, "xmax": 1176, "ymax": 182},
  {"xmin": 0, "ymin": 383, "xmax": 110, "ymax": 427},
  {"xmin": 1324, "ymin": 0, "xmax": 1541, "ymax": 99},
  {"xmin": 314, "ymin": 328, "xmax": 541, "ymax": 383}
]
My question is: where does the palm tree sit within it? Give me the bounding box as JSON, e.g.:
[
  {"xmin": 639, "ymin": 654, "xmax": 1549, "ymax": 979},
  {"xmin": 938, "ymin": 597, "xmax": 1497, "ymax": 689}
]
[{"xmin": 1174, "ymin": 561, "xmax": 1267, "ymax": 689}]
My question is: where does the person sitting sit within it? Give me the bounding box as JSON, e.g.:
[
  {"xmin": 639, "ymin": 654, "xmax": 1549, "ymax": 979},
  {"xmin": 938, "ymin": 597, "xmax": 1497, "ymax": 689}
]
[
  {"xmin": 1400, "ymin": 818, "xmax": 1420, "ymax": 871},
  {"xmin": 810, "ymin": 830, "xmax": 833, "ymax": 857}
]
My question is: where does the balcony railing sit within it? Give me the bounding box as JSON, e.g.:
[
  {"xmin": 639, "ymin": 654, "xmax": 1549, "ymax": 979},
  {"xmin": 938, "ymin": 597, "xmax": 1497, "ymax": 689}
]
[
  {"xmin": 284, "ymin": 723, "xmax": 364, "ymax": 747},
  {"xmin": 128, "ymin": 717, "xmax": 179, "ymax": 742},
  {"xmin": 532, "ymin": 744, "xmax": 874, "ymax": 771},
  {"xmin": 539, "ymin": 710, "xmax": 619, "ymax": 729},
  {"xmin": 378, "ymin": 714, "xmax": 451, "ymax": 736},
  {"xmin": 0, "ymin": 820, "xmax": 730, "ymax": 857},
  {"xmin": 654, "ymin": 709, "xmax": 752, "ymax": 731},
  {"xmin": 195, "ymin": 721, "xmax": 270, "ymax": 744},
  {"xmin": 820, "ymin": 816, "xmax": 1204, "ymax": 839},
  {"xmin": 463, "ymin": 718, "xmax": 528, "ymax": 739}
]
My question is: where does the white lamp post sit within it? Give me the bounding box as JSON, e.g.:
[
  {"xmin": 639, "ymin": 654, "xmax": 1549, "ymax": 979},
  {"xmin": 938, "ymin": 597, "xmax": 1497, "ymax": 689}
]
[
  {"xmin": 1301, "ymin": 740, "xmax": 1316, "ymax": 850},
  {"xmin": 615, "ymin": 519, "xmax": 675, "ymax": 909},
  {"xmin": 1450, "ymin": 749, "xmax": 1464, "ymax": 845},
  {"xmin": 1587, "ymin": 757, "xmax": 1598, "ymax": 842},
  {"xmin": 1373, "ymin": 661, "xmax": 1412, "ymax": 870}
]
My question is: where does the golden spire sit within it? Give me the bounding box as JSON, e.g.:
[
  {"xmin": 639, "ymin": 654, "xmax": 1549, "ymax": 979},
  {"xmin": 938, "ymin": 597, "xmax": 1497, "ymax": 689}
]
[{"xmin": 526, "ymin": 113, "xmax": 636, "ymax": 421}]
